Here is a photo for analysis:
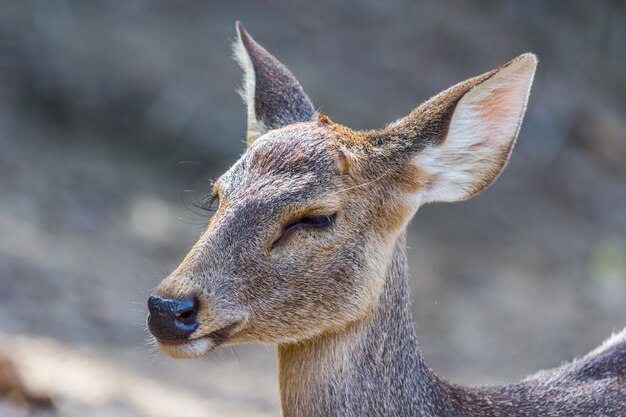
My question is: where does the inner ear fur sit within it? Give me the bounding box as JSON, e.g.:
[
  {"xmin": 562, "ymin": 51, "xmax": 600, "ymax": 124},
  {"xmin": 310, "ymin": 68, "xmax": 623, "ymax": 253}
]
[{"xmin": 363, "ymin": 53, "xmax": 537, "ymax": 204}]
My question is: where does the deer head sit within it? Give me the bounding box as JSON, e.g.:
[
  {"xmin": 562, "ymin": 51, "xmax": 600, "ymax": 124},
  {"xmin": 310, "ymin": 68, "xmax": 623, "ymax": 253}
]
[{"xmin": 147, "ymin": 23, "xmax": 537, "ymax": 358}]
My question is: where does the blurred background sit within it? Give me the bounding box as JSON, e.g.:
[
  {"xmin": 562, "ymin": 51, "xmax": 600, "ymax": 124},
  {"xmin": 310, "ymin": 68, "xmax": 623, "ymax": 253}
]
[{"xmin": 0, "ymin": 1, "xmax": 625, "ymax": 416}]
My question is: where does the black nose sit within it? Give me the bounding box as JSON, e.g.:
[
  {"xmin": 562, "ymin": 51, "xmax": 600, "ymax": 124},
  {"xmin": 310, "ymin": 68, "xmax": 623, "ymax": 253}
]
[{"xmin": 147, "ymin": 295, "xmax": 199, "ymax": 342}]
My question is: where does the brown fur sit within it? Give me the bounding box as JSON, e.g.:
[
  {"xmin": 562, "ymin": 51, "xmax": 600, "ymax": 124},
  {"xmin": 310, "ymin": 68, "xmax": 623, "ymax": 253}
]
[{"xmin": 148, "ymin": 24, "xmax": 626, "ymax": 417}]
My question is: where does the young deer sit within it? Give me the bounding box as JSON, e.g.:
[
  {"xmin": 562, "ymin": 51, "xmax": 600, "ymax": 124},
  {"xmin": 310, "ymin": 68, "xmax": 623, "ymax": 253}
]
[{"xmin": 147, "ymin": 23, "xmax": 626, "ymax": 416}]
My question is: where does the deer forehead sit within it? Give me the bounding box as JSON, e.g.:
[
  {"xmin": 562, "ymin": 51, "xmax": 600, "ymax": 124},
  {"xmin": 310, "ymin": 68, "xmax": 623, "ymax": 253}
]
[{"xmin": 218, "ymin": 123, "xmax": 344, "ymax": 202}]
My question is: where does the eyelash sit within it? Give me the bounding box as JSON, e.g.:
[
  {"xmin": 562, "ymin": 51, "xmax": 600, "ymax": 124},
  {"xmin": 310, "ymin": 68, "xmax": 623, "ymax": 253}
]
[
  {"xmin": 272, "ymin": 213, "xmax": 337, "ymax": 249},
  {"xmin": 285, "ymin": 214, "xmax": 337, "ymax": 230},
  {"xmin": 197, "ymin": 194, "xmax": 220, "ymax": 218},
  {"xmin": 195, "ymin": 195, "xmax": 336, "ymax": 245}
]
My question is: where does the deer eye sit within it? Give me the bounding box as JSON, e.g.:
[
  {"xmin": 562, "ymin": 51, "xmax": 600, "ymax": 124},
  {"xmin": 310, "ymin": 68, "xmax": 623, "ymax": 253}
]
[
  {"xmin": 197, "ymin": 193, "xmax": 220, "ymax": 221},
  {"xmin": 273, "ymin": 213, "xmax": 337, "ymax": 248},
  {"xmin": 287, "ymin": 214, "xmax": 336, "ymax": 230}
]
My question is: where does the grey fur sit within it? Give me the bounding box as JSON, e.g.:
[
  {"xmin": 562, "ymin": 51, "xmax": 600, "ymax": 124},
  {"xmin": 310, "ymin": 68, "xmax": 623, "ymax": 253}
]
[
  {"xmin": 149, "ymin": 24, "xmax": 626, "ymax": 417},
  {"xmin": 280, "ymin": 235, "xmax": 626, "ymax": 417},
  {"xmin": 235, "ymin": 22, "xmax": 316, "ymax": 142}
]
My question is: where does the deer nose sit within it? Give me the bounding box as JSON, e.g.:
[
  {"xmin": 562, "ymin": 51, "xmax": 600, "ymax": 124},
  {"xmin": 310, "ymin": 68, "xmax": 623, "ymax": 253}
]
[{"xmin": 147, "ymin": 295, "xmax": 199, "ymax": 342}]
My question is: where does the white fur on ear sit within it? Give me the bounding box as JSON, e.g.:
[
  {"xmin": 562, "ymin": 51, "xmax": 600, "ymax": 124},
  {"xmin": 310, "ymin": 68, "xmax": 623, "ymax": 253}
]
[
  {"xmin": 417, "ymin": 53, "xmax": 537, "ymax": 204},
  {"xmin": 232, "ymin": 22, "xmax": 316, "ymax": 146},
  {"xmin": 233, "ymin": 23, "xmax": 266, "ymax": 144}
]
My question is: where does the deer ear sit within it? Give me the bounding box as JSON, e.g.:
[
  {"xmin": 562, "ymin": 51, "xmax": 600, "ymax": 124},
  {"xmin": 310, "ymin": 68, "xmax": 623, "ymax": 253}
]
[
  {"xmin": 372, "ymin": 53, "xmax": 537, "ymax": 204},
  {"xmin": 417, "ymin": 53, "xmax": 537, "ymax": 203},
  {"xmin": 234, "ymin": 22, "xmax": 316, "ymax": 146}
]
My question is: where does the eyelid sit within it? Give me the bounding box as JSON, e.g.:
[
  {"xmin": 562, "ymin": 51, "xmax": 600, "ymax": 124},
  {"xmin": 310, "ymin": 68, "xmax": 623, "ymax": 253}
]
[
  {"xmin": 271, "ymin": 212, "xmax": 337, "ymax": 250},
  {"xmin": 200, "ymin": 193, "xmax": 219, "ymax": 212},
  {"xmin": 284, "ymin": 213, "xmax": 337, "ymax": 230}
]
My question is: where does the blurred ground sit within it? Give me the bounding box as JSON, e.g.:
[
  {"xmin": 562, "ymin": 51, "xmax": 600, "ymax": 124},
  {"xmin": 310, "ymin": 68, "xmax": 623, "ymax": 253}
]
[{"xmin": 0, "ymin": 1, "xmax": 625, "ymax": 416}]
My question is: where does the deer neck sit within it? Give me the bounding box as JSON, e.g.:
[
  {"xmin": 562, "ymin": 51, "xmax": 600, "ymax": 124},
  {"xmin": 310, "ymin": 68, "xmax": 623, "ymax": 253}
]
[{"xmin": 277, "ymin": 233, "xmax": 462, "ymax": 417}]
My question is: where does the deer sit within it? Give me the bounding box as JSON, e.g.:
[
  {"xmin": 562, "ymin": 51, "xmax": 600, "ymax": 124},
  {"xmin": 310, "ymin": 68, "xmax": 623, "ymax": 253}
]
[{"xmin": 146, "ymin": 22, "xmax": 626, "ymax": 417}]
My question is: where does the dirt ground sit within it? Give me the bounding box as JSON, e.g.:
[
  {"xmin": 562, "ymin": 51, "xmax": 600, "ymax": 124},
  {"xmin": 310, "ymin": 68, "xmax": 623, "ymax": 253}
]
[{"xmin": 0, "ymin": 1, "xmax": 625, "ymax": 416}]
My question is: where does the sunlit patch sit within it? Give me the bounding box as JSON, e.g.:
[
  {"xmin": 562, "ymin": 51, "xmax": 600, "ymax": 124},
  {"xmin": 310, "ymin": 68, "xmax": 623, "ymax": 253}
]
[{"xmin": 155, "ymin": 338, "xmax": 214, "ymax": 359}]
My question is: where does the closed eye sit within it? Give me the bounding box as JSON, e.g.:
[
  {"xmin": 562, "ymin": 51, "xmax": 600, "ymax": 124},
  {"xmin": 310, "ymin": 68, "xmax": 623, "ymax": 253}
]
[
  {"xmin": 286, "ymin": 214, "xmax": 336, "ymax": 230},
  {"xmin": 195, "ymin": 193, "xmax": 220, "ymax": 224},
  {"xmin": 272, "ymin": 213, "xmax": 337, "ymax": 248}
]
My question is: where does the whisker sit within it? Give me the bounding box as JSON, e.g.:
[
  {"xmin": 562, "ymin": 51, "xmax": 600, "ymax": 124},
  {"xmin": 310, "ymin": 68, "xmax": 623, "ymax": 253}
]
[
  {"xmin": 178, "ymin": 160, "xmax": 211, "ymax": 171},
  {"xmin": 228, "ymin": 347, "xmax": 240, "ymax": 363},
  {"xmin": 327, "ymin": 171, "xmax": 390, "ymax": 198}
]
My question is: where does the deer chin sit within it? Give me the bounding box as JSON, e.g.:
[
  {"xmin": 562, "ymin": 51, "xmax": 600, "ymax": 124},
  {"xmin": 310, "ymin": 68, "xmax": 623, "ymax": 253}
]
[
  {"xmin": 155, "ymin": 337, "xmax": 215, "ymax": 359},
  {"xmin": 153, "ymin": 320, "xmax": 246, "ymax": 359}
]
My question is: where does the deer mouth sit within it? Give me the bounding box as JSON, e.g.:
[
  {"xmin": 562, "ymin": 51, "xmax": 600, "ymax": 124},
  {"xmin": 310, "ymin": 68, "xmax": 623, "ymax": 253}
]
[
  {"xmin": 154, "ymin": 321, "xmax": 244, "ymax": 359},
  {"xmin": 155, "ymin": 336, "xmax": 215, "ymax": 359}
]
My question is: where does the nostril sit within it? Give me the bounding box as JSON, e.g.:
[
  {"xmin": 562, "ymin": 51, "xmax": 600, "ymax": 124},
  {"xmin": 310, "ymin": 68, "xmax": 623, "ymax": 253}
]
[
  {"xmin": 147, "ymin": 295, "xmax": 200, "ymax": 342},
  {"xmin": 174, "ymin": 297, "xmax": 199, "ymax": 326},
  {"xmin": 177, "ymin": 310, "xmax": 193, "ymax": 320}
]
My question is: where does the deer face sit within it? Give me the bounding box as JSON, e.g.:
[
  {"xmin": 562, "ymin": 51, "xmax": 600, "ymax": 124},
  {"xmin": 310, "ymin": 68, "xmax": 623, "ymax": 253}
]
[
  {"xmin": 149, "ymin": 120, "xmax": 403, "ymax": 358},
  {"xmin": 147, "ymin": 23, "xmax": 536, "ymax": 358}
]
